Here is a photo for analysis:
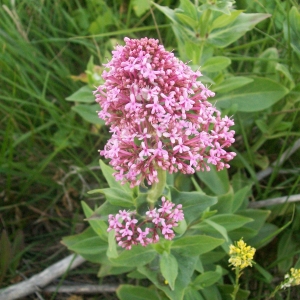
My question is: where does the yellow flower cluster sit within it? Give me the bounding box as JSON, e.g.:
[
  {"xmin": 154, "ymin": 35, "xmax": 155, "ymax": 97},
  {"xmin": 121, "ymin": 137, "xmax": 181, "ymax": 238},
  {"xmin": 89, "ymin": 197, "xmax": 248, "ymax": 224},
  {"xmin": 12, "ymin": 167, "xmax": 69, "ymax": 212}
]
[
  {"xmin": 281, "ymin": 268, "xmax": 300, "ymax": 289},
  {"xmin": 228, "ymin": 239, "xmax": 256, "ymax": 270}
]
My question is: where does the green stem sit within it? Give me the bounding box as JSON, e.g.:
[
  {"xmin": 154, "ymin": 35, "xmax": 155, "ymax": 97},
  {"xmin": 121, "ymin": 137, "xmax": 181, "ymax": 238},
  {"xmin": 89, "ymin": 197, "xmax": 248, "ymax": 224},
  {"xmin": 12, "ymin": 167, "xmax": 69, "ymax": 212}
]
[
  {"xmin": 147, "ymin": 168, "xmax": 167, "ymax": 208},
  {"xmin": 195, "ymin": 8, "xmax": 211, "ymax": 64},
  {"xmin": 267, "ymin": 284, "xmax": 281, "ymax": 299},
  {"xmin": 199, "ymin": 9, "xmax": 211, "ymax": 38},
  {"xmin": 231, "ymin": 268, "xmax": 240, "ymax": 300}
]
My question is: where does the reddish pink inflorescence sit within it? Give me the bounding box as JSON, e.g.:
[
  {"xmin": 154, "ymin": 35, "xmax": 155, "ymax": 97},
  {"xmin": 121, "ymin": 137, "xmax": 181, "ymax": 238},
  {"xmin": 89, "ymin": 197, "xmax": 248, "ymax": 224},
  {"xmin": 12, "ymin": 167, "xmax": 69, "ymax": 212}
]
[
  {"xmin": 94, "ymin": 37, "xmax": 236, "ymax": 187},
  {"xmin": 107, "ymin": 197, "xmax": 184, "ymax": 250}
]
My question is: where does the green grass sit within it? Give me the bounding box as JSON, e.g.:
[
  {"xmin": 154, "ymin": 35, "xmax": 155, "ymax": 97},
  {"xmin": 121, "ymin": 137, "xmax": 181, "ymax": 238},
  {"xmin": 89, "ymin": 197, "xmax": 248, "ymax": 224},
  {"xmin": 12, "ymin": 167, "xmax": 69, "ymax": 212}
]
[{"xmin": 1, "ymin": 0, "xmax": 300, "ymax": 298}]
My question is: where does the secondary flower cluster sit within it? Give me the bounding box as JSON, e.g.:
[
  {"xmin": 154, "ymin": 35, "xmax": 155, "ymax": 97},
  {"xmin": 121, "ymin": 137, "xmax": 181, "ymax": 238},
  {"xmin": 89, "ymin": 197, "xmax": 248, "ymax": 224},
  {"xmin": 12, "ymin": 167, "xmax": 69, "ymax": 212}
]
[
  {"xmin": 229, "ymin": 239, "xmax": 256, "ymax": 270},
  {"xmin": 107, "ymin": 197, "xmax": 184, "ymax": 249},
  {"xmin": 95, "ymin": 37, "xmax": 236, "ymax": 187},
  {"xmin": 280, "ymin": 268, "xmax": 300, "ymax": 289}
]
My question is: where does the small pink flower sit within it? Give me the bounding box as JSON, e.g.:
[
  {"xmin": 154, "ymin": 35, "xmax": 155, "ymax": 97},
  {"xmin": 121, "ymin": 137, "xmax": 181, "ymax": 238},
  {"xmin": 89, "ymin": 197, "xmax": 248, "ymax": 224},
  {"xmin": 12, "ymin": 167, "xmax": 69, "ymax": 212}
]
[
  {"xmin": 95, "ymin": 37, "xmax": 236, "ymax": 187},
  {"xmin": 107, "ymin": 198, "xmax": 184, "ymax": 249}
]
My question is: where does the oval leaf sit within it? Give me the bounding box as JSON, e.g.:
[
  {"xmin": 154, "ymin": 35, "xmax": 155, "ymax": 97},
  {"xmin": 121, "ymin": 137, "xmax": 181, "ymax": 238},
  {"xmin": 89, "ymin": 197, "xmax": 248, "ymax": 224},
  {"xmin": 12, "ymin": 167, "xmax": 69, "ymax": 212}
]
[
  {"xmin": 72, "ymin": 104, "xmax": 105, "ymax": 124},
  {"xmin": 215, "ymin": 77, "xmax": 289, "ymax": 112},
  {"xmin": 62, "ymin": 227, "xmax": 107, "ymax": 255},
  {"xmin": 66, "ymin": 85, "xmax": 95, "ymax": 103},
  {"xmin": 172, "ymin": 235, "xmax": 224, "ymax": 256},
  {"xmin": 201, "ymin": 56, "xmax": 231, "ymax": 72},
  {"xmin": 160, "ymin": 252, "xmax": 178, "ymax": 290},
  {"xmin": 213, "ymin": 77, "xmax": 253, "ymax": 93},
  {"xmin": 81, "ymin": 201, "xmax": 108, "ymax": 241},
  {"xmin": 208, "ymin": 13, "xmax": 271, "ymax": 47},
  {"xmin": 192, "ymin": 270, "xmax": 222, "ymax": 290},
  {"xmin": 110, "ymin": 246, "xmax": 156, "ymax": 267},
  {"xmin": 117, "ymin": 285, "xmax": 159, "ymax": 300},
  {"xmin": 90, "ymin": 187, "xmax": 134, "ymax": 208},
  {"xmin": 99, "ymin": 160, "xmax": 132, "ymax": 194}
]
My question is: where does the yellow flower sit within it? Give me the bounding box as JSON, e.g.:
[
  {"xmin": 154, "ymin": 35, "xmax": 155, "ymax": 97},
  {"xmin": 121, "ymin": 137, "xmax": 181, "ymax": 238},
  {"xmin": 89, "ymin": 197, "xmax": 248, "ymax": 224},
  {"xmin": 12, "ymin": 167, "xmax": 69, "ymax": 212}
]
[
  {"xmin": 281, "ymin": 268, "xmax": 300, "ymax": 289},
  {"xmin": 228, "ymin": 239, "xmax": 256, "ymax": 270}
]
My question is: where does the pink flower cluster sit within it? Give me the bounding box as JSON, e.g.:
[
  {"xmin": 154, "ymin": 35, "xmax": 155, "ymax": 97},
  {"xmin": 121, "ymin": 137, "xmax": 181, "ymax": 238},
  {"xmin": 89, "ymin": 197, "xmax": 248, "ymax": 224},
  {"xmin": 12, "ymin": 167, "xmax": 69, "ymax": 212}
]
[
  {"xmin": 107, "ymin": 197, "xmax": 184, "ymax": 249},
  {"xmin": 95, "ymin": 37, "xmax": 236, "ymax": 187}
]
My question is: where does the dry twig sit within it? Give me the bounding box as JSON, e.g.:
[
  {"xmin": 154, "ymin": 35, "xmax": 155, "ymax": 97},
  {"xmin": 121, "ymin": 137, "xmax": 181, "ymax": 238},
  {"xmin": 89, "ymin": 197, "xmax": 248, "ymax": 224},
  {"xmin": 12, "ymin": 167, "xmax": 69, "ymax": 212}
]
[
  {"xmin": 0, "ymin": 254, "xmax": 86, "ymax": 300},
  {"xmin": 248, "ymin": 194, "xmax": 300, "ymax": 208},
  {"xmin": 43, "ymin": 284, "xmax": 118, "ymax": 294}
]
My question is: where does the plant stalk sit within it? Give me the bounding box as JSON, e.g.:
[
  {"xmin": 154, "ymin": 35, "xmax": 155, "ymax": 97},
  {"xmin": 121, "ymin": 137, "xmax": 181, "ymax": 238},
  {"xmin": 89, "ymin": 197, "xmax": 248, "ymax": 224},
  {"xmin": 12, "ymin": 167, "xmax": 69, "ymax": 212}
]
[{"xmin": 147, "ymin": 168, "xmax": 167, "ymax": 208}]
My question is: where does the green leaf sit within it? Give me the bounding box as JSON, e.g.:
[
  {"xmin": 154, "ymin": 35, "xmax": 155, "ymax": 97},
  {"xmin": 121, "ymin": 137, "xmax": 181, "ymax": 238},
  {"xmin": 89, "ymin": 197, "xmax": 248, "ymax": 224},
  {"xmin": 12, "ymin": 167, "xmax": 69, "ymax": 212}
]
[
  {"xmin": 232, "ymin": 185, "xmax": 252, "ymax": 213},
  {"xmin": 151, "ymin": 240, "xmax": 173, "ymax": 255},
  {"xmin": 253, "ymin": 48, "xmax": 279, "ymax": 80},
  {"xmin": 175, "ymin": 12, "xmax": 198, "ymax": 28},
  {"xmin": 276, "ymin": 63, "xmax": 295, "ymax": 89},
  {"xmin": 208, "ymin": 13, "xmax": 271, "ymax": 47},
  {"xmin": 81, "ymin": 201, "xmax": 108, "ymax": 241},
  {"xmin": 202, "ymin": 219, "xmax": 229, "ymax": 242},
  {"xmin": 200, "ymin": 251, "xmax": 226, "ymax": 265},
  {"xmin": 211, "ymin": 187, "xmax": 234, "ymax": 214},
  {"xmin": 62, "ymin": 229, "xmax": 107, "ymax": 255},
  {"xmin": 237, "ymin": 209, "xmax": 270, "ymax": 231},
  {"xmin": 89, "ymin": 187, "xmax": 134, "ymax": 208},
  {"xmin": 98, "ymin": 264, "xmax": 134, "ymax": 277},
  {"xmin": 94, "ymin": 200, "xmax": 121, "ymax": 217},
  {"xmin": 247, "ymin": 222, "xmax": 284, "ymax": 250},
  {"xmin": 10, "ymin": 230, "xmax": 24, "ymax": 271},
  {"xmin": 160, "ymin": 252, "xmax": 178, "ymax": 290},
  {"xmin": 110, "ymin": 245, "xmax": 156, "ymax": 267},
  {"xmin": 97, "ymin": 261, "xmax": 134, "ymax": 277},
  {"xmin": 211, "ymin": 10, "xmax": 242, "ymax": 30},
  {"xmin": 255, "ymin": 119, "xmax": 269, "ymax": 134},
  {"xmin": 179, "ymin": 0, "xmax": 198, "ymax": 20},
  {"xmin": 254, "ymin": 263, "xmax": 273, "ymax": 283},
  {"xmin": 107, "ymin": 230, "xmax": 118, "ymax": 258},
  {"xmin": 229, "ymin": 227, "xmax": 258, "ymax": 241},
  {"xmin": 99, "ymin": 160, "xmax": 132, "ymax": 194},
  {"xmin": 184, "ymin": 287, "xmax": 205, "ymax": 300},
  {"xmin": 195, "ymin": 214, "xmax": 253, "ymax": 232},
  {"xmin": 229, "ymin": 209, "xmax": 270, "ymax": 241},
  {"xmin": 277, "ymin": 231, "xmax": 296, "ymax": 272},
  {"xmin": 174, "ymin": 218, "xmax": 187, "ymax": 235},
  {"xmin": 253, "ymin": 152, "xmax": 269, "ymax": 170},
  {"xmin": 203, "ymin": 0, "xmax": 235, "ymax": 15},
  {"xmin": 127, "ymin": 269, "xmax": 148, "ymax": 279},
  {"xmin": 72, "ymin": 104, "xmax": 105, "ymax": 125},
  {"xmin": 66, "ymin": 85, "xmax": 95, "ymax": 103},
  {"xmin": 213, "ymin": 77, "xmax": 253, "ymax": 93},
  {"xmin": 196, "ymin": 165, "xmax": 230, "ymax": 195},
  {"xmin": 284, "ymin": 6, "xmax": 300, "ymax": 56},
  {"xmin": 201, "ymin": 56, "xmax": 231, "ymax": 73},
  {"xmin": 153, "ymin": 3, "xmax": 178, "ymax": 24},
  {"xmin": 62, "ymin": 227, "xmax": 108, "ymax": 263},
  {"xmin": 117, "ymin": 284, "xmax": 160, "ymax": 300},
  {"xmin": 215, "ymin": 77, "xmax": 289, "ymax": 112},
  {"xmin": 192, "ymin": 270, "xmax": 222, "ymax": 290},
  {"xmin": 132, "ymin": 0, "xmax": 151, "ymax": 17},
  {"xmin": 172, "ymin": 235, "xmax": 224, "ymax": 256},
  {"xmin": 201, "ymin": 286, "xmax": 226, "ymax": 299},
  {"xmin": 170, "ymin": 187, "xmax": 217, "ymax": 225},
  {"xmin": 138, "ymin": 254, "xmax": 198, "ymax": 300},
  {"xmin": 89, "ymin": 11, "xmax": 114, "ymax": 34}
]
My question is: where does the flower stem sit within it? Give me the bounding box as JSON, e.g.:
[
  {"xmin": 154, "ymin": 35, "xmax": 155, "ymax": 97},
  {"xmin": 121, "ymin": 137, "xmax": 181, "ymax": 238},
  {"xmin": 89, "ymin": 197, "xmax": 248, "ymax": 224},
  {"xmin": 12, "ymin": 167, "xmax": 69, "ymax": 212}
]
[
  {"xmin": 147, "ymin": 168, "xmax": 166, "ymax": 208},
  {"xmin": 231, "ymin": 268, "xmax": 240, "ymax": 300},
  {"xmin": 267, "ymin": 285, "xmax": 281, "ymax": 299}
]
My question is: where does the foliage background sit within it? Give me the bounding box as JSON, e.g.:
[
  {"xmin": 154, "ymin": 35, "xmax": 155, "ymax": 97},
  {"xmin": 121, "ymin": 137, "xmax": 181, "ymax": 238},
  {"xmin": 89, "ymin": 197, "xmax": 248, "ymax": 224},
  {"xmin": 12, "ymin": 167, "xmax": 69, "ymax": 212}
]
[{"xmin": 0, "ymin": 0, "xmax": 300, "ymax": 299}]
